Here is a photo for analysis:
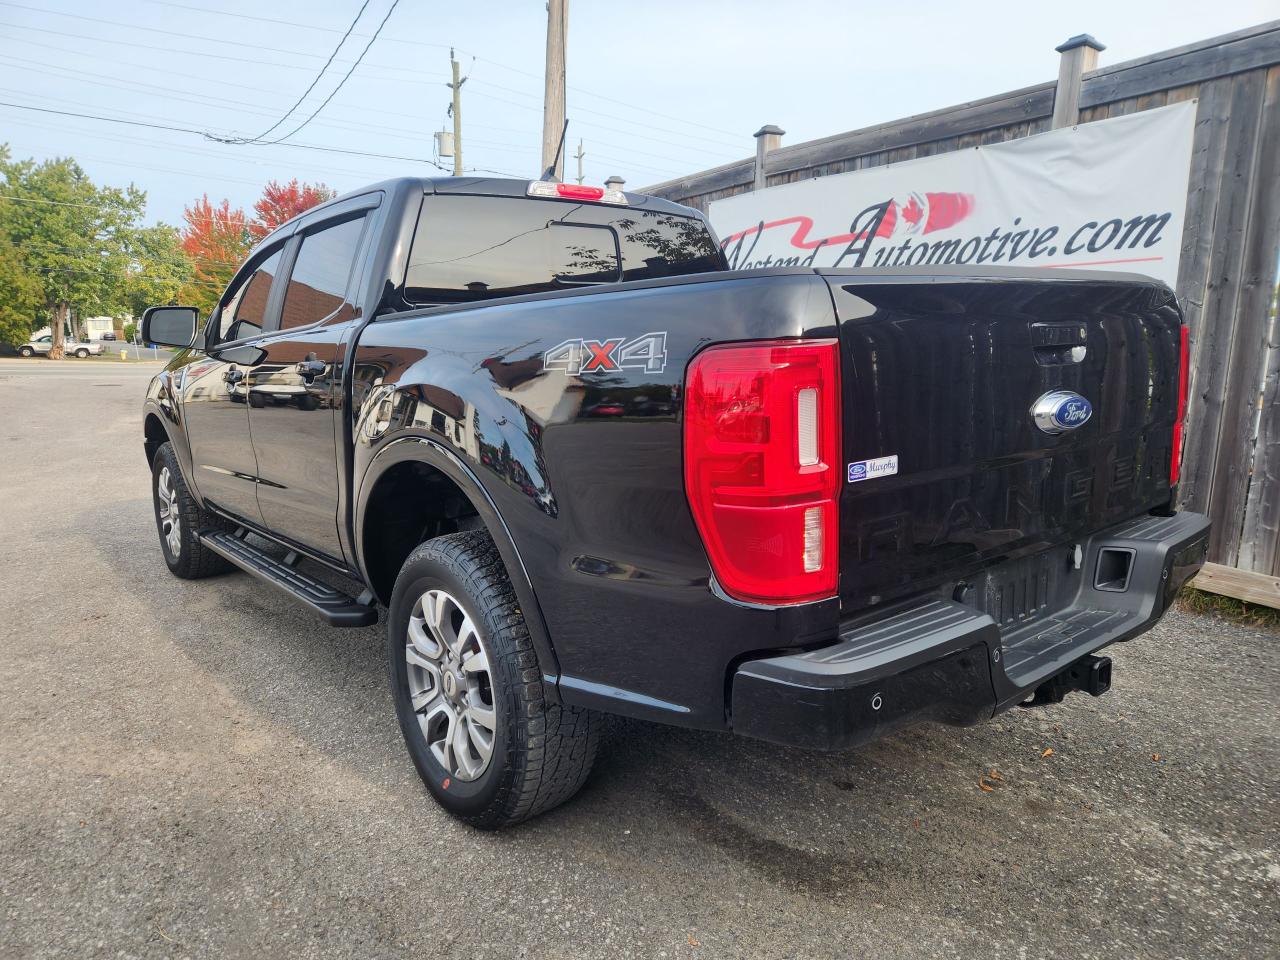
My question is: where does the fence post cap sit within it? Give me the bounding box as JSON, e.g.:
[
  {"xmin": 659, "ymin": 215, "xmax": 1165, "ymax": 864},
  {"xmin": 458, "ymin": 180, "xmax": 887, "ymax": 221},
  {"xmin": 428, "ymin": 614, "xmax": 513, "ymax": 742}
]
[
  {"xmin": 754, "ymin": 124, "xmax": 786, "ymax": 138},
  {"xmin": 1055, "ymin": 34, "xmax": 1106, "ymax": 53}
]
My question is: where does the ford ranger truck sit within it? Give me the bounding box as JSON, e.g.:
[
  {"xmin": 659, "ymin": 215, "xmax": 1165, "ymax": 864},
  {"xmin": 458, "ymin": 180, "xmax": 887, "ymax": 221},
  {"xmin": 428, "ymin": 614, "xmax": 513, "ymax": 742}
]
[{"xmin": 140, "ymin": 177, "xmax": 1209, "ymax": 828}]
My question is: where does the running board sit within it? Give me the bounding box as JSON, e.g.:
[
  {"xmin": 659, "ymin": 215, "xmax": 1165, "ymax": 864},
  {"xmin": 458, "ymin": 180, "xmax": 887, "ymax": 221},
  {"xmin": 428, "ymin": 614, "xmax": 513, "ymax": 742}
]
[{"xmin": 199, "ymin": 528, "xmax": 377, "ymax": 628}]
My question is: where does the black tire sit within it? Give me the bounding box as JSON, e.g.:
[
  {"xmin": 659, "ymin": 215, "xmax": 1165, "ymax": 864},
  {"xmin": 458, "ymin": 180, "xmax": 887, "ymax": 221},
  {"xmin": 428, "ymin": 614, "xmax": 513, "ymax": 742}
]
[
  {"xmin": 151, "ymin": 442, "xmax": 233, "ymax": 579},
  {"xmin": 18, "ymin": 346, "xmax": 33, "ymax": 357},
  {"xmin": 75, "ymin": 348, "xmax": 89, "ymax": 358},
  {"xmin": 387, "ymin": 531, "xmax": 600, "ymax": 829}
]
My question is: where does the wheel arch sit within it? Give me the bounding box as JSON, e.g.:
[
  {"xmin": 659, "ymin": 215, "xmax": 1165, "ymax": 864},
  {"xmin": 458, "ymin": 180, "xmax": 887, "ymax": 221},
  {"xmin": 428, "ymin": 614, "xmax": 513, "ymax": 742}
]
[
  {"xmin": 356, "ymin": 436, "xmax": 562, "ymax": 693},
  {"xmin": 143, "ymin": 410, "xmax": 169, "ymax": 467}
]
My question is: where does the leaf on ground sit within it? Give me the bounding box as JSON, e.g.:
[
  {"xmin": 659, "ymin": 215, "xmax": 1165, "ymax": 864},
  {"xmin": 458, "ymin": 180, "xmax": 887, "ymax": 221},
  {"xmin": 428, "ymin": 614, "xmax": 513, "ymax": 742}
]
[
  {"xmin": 1152, "ymin": 752, "xmax": 1162, "ymax": 762},
  {"xmin": 688, "ymin": 933, "xmax": 701, "ymax": 947},
  {"xmin": 1041, "ymin": 747, "xmax": 1054, "ymax": 759},
  {"xmin": 989, "ymin": 768, "xmax": 1003, "ymax": 781},
  {"xmin": 978, "ymin": 779, "xmax": 995, "ymax": 792}
]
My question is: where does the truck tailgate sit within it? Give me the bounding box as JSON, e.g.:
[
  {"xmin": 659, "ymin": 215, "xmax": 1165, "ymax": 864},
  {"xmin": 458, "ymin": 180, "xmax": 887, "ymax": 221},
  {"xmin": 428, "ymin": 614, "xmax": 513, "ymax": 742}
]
[{"xmin": 822, "ymin": 269, "xmax": 1183, "ymax": 613}]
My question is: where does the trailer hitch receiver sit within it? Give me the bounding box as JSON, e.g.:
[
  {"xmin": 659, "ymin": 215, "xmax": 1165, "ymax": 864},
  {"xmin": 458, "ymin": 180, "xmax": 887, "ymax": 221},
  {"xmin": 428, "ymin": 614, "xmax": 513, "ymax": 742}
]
[{"xmin": 1021, "ymin": 654, "xmax": 1112, "ymax": 707}]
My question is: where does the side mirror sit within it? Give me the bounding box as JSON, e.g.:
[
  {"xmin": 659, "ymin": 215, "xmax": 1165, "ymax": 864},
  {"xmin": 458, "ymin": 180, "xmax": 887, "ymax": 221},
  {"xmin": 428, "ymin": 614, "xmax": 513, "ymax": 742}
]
[{"xmin": 141, "ymin": 306, "xmax": 199, "ymax": 349}]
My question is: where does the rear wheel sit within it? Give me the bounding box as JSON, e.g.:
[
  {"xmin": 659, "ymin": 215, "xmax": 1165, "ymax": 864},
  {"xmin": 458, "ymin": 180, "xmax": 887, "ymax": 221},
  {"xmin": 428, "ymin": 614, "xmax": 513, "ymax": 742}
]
[
  {"xmin": 387, "ymin": 531, "xmax": 600, "ymax": 829},
  {"xmin": 75, "ymin": 348, "xmax": 89, "ymax": 358},
  {"xmin": 151, "ymin": 442, "xmax": 233, "ymax": 579},
  {"xmin": 18, "ymin": 346, "xmax": 33, "ymax": 357}
]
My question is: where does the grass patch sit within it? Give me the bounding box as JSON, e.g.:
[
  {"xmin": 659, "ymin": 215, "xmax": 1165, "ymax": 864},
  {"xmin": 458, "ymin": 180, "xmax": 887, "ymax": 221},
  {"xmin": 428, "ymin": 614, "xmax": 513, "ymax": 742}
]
[{"xmin": 1176, "ymin": 586, "xmax": 1280, "ymax": 629}]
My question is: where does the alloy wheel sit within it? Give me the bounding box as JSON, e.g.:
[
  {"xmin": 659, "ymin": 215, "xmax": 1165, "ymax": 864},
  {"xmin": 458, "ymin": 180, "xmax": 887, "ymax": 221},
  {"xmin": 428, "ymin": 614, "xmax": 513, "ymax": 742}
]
[
  {"xmin": 157, "ymin": 466, "xmax": 182, "ymax": 558},
  {"xmin": 404, "ymin": 588, "xmax": 498, "ymax": 781}
]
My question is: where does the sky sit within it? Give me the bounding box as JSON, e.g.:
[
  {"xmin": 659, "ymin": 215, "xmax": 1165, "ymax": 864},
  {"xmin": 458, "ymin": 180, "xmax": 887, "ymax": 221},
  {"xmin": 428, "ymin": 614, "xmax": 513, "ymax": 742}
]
[{"xmin": 0, "ymin": 0, "xmax": 1273, "ymax": 227}]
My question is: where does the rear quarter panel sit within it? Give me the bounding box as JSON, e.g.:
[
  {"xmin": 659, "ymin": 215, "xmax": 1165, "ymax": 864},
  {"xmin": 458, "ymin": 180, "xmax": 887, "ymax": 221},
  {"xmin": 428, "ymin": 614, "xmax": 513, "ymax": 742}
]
[{"xmin": 352, "ymin": 271, "xmax": 842, "ymax": 728}]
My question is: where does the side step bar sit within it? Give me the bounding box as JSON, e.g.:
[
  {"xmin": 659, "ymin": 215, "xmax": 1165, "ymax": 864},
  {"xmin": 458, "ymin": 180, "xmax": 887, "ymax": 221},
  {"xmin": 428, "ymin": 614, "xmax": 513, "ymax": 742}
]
[{"xmin": 199, "ymin": 528, "xmax": 378, "ymax": 628}]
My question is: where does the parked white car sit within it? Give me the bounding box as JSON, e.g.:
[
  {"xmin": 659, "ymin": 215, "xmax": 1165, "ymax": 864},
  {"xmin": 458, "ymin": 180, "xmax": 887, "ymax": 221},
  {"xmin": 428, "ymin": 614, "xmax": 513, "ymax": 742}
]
[{"xmin": 18, "ymin": 335, "xmax": 104, "ymax": 358}]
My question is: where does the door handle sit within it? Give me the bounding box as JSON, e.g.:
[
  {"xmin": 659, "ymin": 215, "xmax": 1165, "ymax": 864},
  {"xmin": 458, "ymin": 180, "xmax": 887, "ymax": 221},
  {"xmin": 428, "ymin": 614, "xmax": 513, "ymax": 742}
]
[
  {"xmin": 295, "ymin": 357, "xmax": 327, "ymax": 383},
  {"xmin": 223, "ymin": 366, "xmax": 245, "ymax": 385}
]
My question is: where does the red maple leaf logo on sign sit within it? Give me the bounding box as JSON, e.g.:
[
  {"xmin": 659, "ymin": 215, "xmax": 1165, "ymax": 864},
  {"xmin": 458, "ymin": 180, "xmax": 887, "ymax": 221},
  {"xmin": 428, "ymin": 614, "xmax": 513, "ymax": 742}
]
[{"xmin": 900, "ymin": 196, "xmax": 925, "ymax": 227}]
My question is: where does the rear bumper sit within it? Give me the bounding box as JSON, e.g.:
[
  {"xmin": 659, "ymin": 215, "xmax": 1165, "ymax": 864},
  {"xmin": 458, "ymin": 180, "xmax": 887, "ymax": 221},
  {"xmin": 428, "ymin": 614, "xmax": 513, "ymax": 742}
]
[{"xmin": 730, "ymin": 510, "xmax": 1210, "ymax": 750}]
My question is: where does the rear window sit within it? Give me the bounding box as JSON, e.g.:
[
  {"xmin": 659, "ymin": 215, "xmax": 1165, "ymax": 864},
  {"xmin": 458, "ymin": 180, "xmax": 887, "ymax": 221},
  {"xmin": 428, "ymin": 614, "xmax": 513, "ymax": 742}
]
[{"xmin": 403, "ymin": 195, "xmax": 722, "ymax": 305}]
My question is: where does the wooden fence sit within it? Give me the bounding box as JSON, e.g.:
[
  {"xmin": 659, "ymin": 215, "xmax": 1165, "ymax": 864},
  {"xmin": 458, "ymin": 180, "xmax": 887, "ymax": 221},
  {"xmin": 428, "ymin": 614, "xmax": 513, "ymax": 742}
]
[{"xmin": 642, "ymin": 23, "xmax": 1280, "ymax": 598}]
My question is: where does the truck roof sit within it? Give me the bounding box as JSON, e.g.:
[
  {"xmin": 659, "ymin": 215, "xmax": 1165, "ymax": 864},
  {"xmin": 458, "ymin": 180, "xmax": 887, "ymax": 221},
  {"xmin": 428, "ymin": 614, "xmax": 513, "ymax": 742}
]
[{"xmin": 313, "ymin": 176, "xmax": 705, "ymax": 223}]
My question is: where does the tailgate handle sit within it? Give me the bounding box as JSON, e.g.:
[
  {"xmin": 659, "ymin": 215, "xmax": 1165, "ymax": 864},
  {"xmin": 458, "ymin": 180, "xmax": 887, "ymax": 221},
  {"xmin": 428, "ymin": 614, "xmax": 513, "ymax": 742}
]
[{"xmin": 1030, "ymin": 322, "xmax": 1087, "ymax": 365}]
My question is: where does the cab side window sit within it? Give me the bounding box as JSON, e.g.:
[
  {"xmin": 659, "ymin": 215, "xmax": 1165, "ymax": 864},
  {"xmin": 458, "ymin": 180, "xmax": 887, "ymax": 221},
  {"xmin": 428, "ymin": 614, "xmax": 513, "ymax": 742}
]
[
  {"xmin": 279, "ymin": 216, "xmax": 366, "ymax": 330},
  {"xmin": 218, "ymin": 248, "xmax": 283, "ymax": 343}
]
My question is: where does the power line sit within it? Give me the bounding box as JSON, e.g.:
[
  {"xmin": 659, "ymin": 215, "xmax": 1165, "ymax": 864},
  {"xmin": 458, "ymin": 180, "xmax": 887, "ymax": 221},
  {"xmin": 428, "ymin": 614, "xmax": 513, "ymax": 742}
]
[
  {"xmin": 0, "ymin": 99, "xmax": 447, "ymax": 166},
  {"xmin": 134, "ymin": 0, "xmax": 747, "ymax": 141},
  {"xmin": 0, "ymin": 7, "xmax": 746, "ymax": 150},
  {"xmin": 0, "ymin": 56, "xmax": 434, "ymax": 152},
  {"xmin": 230, "ymin": 0, "xmax": 376, "ymax": 145},
  {"xmin": 264, "ymin": 0, "xmax": 401, "ymax": 145}
]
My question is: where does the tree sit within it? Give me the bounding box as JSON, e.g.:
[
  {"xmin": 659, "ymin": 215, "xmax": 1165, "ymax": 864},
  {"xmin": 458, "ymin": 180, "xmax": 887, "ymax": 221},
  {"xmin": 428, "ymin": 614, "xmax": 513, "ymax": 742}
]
[
  {"xmin": 249, "ymin": 178, "xmax": 335, "ymax": 241},
  {"xmin": 179, "ymin": 195, "xmax": 250, "ymax": 316},
  {"xmin": 123, "ymin": 224, "xmax": 191, "ymax": 321},
  {"xmin": 0, "ymin": 148, "xmax": 146, "ymax": 358},
  {"xmin": 0, "ymin": 234, "xmax": 42, "ymax": 347}
]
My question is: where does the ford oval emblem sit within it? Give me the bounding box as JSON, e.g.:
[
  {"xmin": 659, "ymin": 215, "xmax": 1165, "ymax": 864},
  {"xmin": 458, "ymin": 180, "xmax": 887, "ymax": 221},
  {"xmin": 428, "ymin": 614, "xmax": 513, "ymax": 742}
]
[{"xmin": 1031, "ymin": 390, "xmax": 1093, "ymax": 435}]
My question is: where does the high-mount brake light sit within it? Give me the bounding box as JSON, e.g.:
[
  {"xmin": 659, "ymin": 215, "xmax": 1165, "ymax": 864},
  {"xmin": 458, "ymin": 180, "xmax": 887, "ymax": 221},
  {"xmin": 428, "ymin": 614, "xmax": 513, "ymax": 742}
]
[
  {"xmin": 527, "ymin": 181, "xmax": 628, "ymax": 205},
  {"xmin": 683, "ymin": 339, "xmax": 841, "ymax": 605},
  {"xmin": 1170, "ymin": 323, "xmax": 1190, "ymax": 486}
]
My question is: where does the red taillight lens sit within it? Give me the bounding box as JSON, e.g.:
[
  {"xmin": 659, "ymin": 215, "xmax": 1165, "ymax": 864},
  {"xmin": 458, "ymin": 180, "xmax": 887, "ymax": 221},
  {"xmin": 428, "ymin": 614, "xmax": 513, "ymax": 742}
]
[
  {"xmin": 555, "ymin": 184, "xmax": 605, "ymax": 201},
  {"xmin": 1170, "ymin": 323, "xmax": 1190, "ymax": 487},
  {"xmin": 683, "ymin": 339, "xmax": 841, "ymax": 605}
]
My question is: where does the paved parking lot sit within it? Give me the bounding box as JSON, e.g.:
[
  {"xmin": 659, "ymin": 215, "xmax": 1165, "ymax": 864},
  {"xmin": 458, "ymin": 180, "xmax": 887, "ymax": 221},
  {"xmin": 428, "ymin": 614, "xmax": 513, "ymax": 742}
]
[{"xmin": 1, "ymin": 358, "xmax": 1277, "ymax": 959}]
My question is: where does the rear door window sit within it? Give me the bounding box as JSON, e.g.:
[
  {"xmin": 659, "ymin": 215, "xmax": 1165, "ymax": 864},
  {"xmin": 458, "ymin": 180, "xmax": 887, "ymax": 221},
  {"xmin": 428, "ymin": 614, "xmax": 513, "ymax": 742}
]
[{"xmin": 279, "ymin": 216, "xmax": 367, "ymax": 330}]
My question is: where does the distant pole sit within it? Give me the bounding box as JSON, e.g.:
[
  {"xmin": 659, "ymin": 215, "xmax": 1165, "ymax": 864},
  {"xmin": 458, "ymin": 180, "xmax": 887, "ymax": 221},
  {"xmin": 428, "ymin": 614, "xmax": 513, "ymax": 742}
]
[
  {"xmin": 574, "ymin": 139, "xmax": 585, "ymax": 184},
  {"xmin": 542, "ymin": 0, "xmax": 568, "ymax": 180},
  {"xmin": 449, "ymin": 48, "xmax": 465, "ymax": 175}
]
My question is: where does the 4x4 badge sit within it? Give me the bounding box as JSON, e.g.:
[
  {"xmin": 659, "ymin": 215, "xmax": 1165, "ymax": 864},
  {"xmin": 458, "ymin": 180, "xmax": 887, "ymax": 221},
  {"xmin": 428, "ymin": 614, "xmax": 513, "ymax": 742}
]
[{"xmin": 543, "ymin": 332, "xmax": 668, "ymax": 376}]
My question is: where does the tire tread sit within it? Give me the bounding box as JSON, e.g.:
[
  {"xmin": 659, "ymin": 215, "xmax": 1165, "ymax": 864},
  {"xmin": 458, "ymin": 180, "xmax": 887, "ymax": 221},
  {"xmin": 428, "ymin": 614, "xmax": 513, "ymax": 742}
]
[{"xmin": 396, "ymin": 531, "xmax": 599, "ymax": 828}]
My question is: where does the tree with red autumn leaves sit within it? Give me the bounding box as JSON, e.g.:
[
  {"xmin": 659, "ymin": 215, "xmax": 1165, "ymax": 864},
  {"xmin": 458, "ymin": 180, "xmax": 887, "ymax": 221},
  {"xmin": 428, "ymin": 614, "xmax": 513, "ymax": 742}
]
[
  {"xmin": 177, "ymin": 180, "xmax": 334, "ymax": 314},
  {"xmin": 178, "ymin": 195, "xmax": 251, "ymax": 315},
  {"xmin": 249, "ymin": 179, "xmax": 336, "ymax": 241}
]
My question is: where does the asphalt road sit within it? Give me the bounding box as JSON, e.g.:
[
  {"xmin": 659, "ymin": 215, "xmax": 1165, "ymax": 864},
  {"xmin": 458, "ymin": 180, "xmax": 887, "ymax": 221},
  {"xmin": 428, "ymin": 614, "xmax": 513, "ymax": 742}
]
[{"xmin": 1, "ymin": 359, "xmax": 1276, "ymax": 960}]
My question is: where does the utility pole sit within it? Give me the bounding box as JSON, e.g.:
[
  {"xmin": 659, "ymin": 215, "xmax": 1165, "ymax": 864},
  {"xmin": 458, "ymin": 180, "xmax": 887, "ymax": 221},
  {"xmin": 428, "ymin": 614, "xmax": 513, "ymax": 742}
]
[
  {"xmin": 449, "ymin": 48, "xmax": 464, "ymax": 175},
  {"xmin": 574, "ymin": 139, "xmax": 584, "ymax": 184},
  {"xmin": 541, "ymin": 0, "xmax": 567, "ymax": 180}
]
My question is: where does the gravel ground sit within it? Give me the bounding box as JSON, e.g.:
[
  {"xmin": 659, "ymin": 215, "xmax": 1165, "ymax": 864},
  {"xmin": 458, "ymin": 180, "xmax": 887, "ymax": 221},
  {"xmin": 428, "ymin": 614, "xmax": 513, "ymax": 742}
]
[{"xmin": 1, "ymin": 359, "xmax": 1276, "ymax": 960}]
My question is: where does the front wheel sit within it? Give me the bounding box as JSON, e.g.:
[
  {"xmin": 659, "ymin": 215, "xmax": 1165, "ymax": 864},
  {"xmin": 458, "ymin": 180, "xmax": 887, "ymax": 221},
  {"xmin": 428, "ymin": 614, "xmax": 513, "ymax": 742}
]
[
  {"xmin": 151, "ymin": 442, "xmax": 233, "ymax": 579},
  {"xmin": 387, "ymin": 531, "xmax": 600, "ymax": 829}
]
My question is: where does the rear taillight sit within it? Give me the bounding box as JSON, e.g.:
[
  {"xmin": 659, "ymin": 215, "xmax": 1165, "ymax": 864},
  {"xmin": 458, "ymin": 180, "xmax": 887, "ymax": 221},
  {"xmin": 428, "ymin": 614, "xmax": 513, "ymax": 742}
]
[
  {"xmin": 683, "ymin": 339, "xmax": 841, "ymax": 605},
  {"xmin": 1170, "ymin": 323, "xmax": 1190, "ymax": 487}
]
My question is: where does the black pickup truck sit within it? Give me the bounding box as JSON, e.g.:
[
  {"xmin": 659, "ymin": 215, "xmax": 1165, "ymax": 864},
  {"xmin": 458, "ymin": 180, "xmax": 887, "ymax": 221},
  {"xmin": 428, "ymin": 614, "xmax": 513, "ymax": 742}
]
[{"xmin": 141, "ymin": 176, "xmax": 1209, "ymax": 828}]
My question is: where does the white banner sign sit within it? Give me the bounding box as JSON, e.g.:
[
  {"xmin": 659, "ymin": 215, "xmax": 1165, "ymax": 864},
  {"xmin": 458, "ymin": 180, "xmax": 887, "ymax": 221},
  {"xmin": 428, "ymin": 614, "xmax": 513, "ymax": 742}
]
[{"xmin": 710, "ymin": 101, "xmax": 1197, "ymax": 288}]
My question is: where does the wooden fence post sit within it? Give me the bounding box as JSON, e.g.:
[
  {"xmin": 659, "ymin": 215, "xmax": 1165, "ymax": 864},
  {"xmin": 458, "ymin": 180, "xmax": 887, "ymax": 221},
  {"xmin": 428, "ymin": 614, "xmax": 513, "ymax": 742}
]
[
  {"xmin": 1052, "ymin": 34, "xmax": 1106, "ymax": 128},
  {"xmin": 753, "ymin": 125, "xmax": 785, "ymax": 190}
]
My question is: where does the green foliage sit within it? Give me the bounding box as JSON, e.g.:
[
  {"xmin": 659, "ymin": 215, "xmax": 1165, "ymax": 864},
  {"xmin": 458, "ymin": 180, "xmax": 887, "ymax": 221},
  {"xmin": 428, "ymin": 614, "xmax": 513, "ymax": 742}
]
[
  {"xmin": 0, "ymin": 144, "xmax": 194, "ymax": 354},
  {"xmin": 123, "ymin": 224, "xmax": 191, "ymax": 319},
  {"xmin": 123, "ymin": 321, "xmax": 138, "ymax": 343},
  {"xmin": 0, "ymin": 233, "xmax": 42, "ymax": 346}
]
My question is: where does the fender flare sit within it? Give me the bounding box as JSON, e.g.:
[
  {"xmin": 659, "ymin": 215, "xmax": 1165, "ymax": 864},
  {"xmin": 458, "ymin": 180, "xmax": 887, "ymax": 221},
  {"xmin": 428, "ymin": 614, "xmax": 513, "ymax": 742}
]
[
  {"xmin": 142, "ymin": 396, "xmax": 198, "ymax": 492},
  {"xmin": 355, "ymin": 435, "xmax": 562, "ymax": 696}
]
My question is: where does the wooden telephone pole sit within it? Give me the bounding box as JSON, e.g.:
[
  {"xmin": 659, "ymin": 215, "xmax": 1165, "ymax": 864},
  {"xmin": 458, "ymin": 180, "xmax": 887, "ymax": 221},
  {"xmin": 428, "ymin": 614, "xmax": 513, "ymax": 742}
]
[
  {"xmin": 449, "ymin": 48, "xmax": 464, "ymax": 175},
  {"xmin": 541, "ymin": 0, "xmax": 567, "ymax": 179}
]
